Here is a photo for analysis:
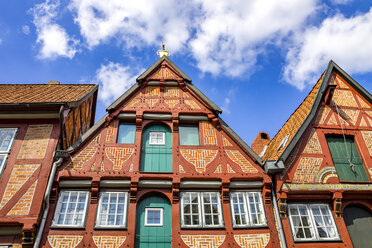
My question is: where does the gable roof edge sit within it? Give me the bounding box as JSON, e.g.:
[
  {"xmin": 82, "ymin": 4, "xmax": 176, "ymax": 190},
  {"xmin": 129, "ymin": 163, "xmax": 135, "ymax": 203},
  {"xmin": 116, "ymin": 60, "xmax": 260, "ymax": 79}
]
[
  {"xmin": 186, "ymin": 82, "xmax": 222, "ymax": 114},
  {"xmin": 218, "ymin": 117, "xmax": 263, "ymax": 165}
]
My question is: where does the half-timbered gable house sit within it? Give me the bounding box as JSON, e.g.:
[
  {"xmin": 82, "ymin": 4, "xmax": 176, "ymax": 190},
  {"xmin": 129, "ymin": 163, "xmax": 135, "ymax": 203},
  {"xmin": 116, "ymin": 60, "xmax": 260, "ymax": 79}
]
[{"xmin": 40, "ymin": 54, "xmax": 280, "ymax": 248}]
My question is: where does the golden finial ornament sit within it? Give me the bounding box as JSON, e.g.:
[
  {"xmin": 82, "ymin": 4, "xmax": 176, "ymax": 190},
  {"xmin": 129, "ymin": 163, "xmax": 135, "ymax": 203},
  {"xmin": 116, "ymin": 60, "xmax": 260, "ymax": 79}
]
[{"xmin": 157, "ymin": 42, "xmax": 170, "ymax": 57}]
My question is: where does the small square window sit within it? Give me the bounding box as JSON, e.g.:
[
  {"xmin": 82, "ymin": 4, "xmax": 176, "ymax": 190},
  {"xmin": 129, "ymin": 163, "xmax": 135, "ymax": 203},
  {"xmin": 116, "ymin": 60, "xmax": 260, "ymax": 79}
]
[
  {"xmin": 145, "ymin": 208, "xmax": 163, "ymax": 226},
  {"xmin": 288, "ymin": 203, "xmax": 340, "ymax": 241},
  {"xmin": 149, "ymin": 132, "xmax": 165, "ymax": 145},
  {"xmin": 52, "ymin": 191, "xmax": 89, "ymax": 228},
  {"xmin": 117, "ymin": 123, "xmax": 136, "ymax": 144},
  {"xmin": 179, "ymin": 126, "xmax": 199, "ymax": 146},
  {"xmin": 95, "ymin": 192, "xmax": 128, "ymax": 228}
]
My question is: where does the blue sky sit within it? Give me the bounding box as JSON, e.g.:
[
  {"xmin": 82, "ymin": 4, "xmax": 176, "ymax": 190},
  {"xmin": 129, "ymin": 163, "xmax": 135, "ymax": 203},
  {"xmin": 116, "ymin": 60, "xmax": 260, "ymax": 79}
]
[{"xmin": 0, "ymin": 0, "xmax": 372, "ymax": 146}]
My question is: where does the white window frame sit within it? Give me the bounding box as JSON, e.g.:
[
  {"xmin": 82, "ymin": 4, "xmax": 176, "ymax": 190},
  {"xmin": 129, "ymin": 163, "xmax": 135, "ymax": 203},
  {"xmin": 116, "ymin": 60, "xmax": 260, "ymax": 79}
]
[
  {"xmin": 149, "ymin": 132, "xmax": 165, "ymax": 145},
  {"xmin": 95, "ymin": 191, "xmax": 129, "ymax": 229},
  {"xmin": 288, "ymin": 203, "xmax": 340, "ymax": 242},
  {"xmin": 144, "ymin": 208, "xmax": 163, "ymax": 226},
  {"xmin": 0, "ymin": 128, "xmax": 17, "ymax": 176},
  {"xmin": 230, "ymin": 191, "xmax": 267, "ymax": 228},
  {"xmin": 52, "ymin": 190, "xmax": 90, "ymax": 228},
  {"xmin": 180, "ymin": 192, "xmax": 224, "ymax": 228}
]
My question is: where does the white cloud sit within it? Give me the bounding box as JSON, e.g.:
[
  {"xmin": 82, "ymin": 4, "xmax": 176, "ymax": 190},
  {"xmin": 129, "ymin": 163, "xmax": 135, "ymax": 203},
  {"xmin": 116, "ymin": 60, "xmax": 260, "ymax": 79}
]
[
  {"xmin": 96, "ymin": 61, "xmax": 142, "ymax": 103},
  {"xmin": 331, "ymin": 0, "xmax": 352, "ymax": 5},
  {"xmin": 189, "ymin": 0, "xmax": 318, "ymax": 77},
  {"xmin": 69, "ymin": 0, "xmax": 193, "ymax": 52},
  {"xmin": 284, "ymin": 8, "xmax": 372, "ymax": 90},
  {"xmin": 32, "ymin": 0, "xmax": 79, "ymax": 59},
  {"xmin": 221, "ymin": 89, "xmax": 235, "ymax": 114},
  {"xmin": 22, "ymin": 25, "xmax": 30, "ymax": 35}
]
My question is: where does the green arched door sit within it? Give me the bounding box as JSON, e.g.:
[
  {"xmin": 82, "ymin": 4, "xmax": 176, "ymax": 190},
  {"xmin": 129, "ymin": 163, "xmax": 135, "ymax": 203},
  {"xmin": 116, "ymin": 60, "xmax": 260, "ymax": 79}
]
[
  {"xmin": 140, "ymin": 124, "xmax": 172, "ymax": 172},
  {"xmin": 135, "ymin": 195, "xmax": 172, "ymax": 248},
  {"xmin": 344, "ymin": 206, "xmax": 372, "ymax": 248}
]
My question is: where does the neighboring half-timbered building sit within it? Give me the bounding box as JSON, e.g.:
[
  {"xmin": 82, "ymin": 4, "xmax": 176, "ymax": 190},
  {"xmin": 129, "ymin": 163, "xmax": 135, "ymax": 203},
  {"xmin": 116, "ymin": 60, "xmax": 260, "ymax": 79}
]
[
  {"xmin": 0, "ymin": 82, "xmax": 97, "ymax": 247},
  {"xmin": 40, "ymin": 53, "xmax": 280, "ymax": 248},
  {"xmin": 262, "ymin": 61, "xmax": 372, "ymax": 248}
]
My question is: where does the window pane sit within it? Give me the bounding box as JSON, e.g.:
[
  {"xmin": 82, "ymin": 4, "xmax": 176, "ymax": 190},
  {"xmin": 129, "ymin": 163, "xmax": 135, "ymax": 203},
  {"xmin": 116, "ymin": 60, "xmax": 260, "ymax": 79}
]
[
  {"xmin": 54, "ymin": 191, "xmax": 89, "ymax": 227},
  {"xmin": 117, "ymin": 124, "xmax": 135, "ymax": 144},
  {"xmin": 96, "ymin": 192, "xmax": 128, "ymax": 227},
  {"xmin": 179, "ymin": 126, "xmax": 199, "ymax": 146}
]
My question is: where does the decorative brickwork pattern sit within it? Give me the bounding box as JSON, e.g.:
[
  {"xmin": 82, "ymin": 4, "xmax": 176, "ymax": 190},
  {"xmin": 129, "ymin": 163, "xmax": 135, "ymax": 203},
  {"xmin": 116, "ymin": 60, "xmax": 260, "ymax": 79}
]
[
  {"xmin": 282, "ymin": 183, "xmax": 372, "ymax": 191},
  {"xmin": 366, "ymin": 111, "xmax": 372, "ymax": 119},
  {"xmin": 164, "ymin": 87, "xmax": 179, "ymax": 97},
  {"xmin": 125, "ymin": 98, "xmax": 140, "ymax": 108},
  {"xmin": 316, "ymin": 166, "xmax": 338, "ymax": 183},
  {"xmin": 180, "ymin": 149, "xmax": 218, "ymax": 173},
  {"xmin": 360, "ymin": 117, "xmax": 368, "ymax": 127},
  {"xmin": 214, "ymin": 164, "xmax": 222, "ymax": 173},
  {"xmin": 183, "ymin": 92, "xmax": 191, "ymax": 98},
  {"xmin": 47, "ymin": 235, "xmax": 83, "ymax": 248},
  {"xmin": 145, "ymin": 86, "xmax": 160, "ymax": 97},
  {"xmin": 17, "ymin": 124, "xmax": 52, "ymax": 159},
  {"xmin": 357, "ymin": 95, "xmax": 370, "ymax": 108},
  {"xmin": 105, "ymin": 147, "xmax": 134, "ymax": 171},
  {"xmin": 65, "ymin": 144, "xmax": 97, "ymax": 171},
  {"xmin": 164, "ymin": 99, "xmax": 179, "ymax": 109},
  {"xmin": 106, "ymin": 121, "xmax": 116, "ymax": 143},
  {"xmin": 179, "ymin": 164, "xmax": 186, "ymax": 173},
  {"xmin": 225, "ymin": 150, "xmax": 258, "ymax": 173},
  {"xmin": 315, "ymin": 106, "xmax": 331, "ymax": 124},
  {"xmin": 335, "ymin": 77, "xmax": 349, "ymax": 89},
  {"xmin": 145, "ymin": 98, "xmax": 159, "ymax": 107},
  {"xmin": 292, "ymin": 157, "xmax": 323, "ymax": 183},
  {"xmin": 7, "ymin": 180, "xmax": 37, "ymax": 215},
  {"xmin": 128, "ymin": 164, "xmax": 134, "ymax": 172},
  {"xmin": 181, "ymin": 235, "xmax": 225, "ymax": 248},
  {"xmin": 343, "ymin": 109, "xmax": 359, "ymax": 126},
  {"xmin": 332, "ymin": 89, "xmax": 358, "ymax": 107},
  {"xmin": 185, "ymin": 100, "xmax": 201, "ymax": 109},
  {"xmin": 361, "ymin": 131, "xmax": 372, "ymax": 156},
  {"xmin": 222, "ymin": 135, "xmax": 233, "ymax": 146},
  {"xmin": 151, "ymin": 68, "xmax": 162, "ymax": 79},
  {"xmin": 227, "ymin": 164, "xmax": 236, "ymax": 173},
  {"xmin": 93, "ymin": 236, "xmax": 126, "ymax": 248},
  {"xmin": 303, "ymin": 129, "xmax": 322, "ymax": 154},
  {"xmin": 0, "ymin": 164, "xmax": 39, "ymax": 209},
  {"xmin": 164, "ymin": 67, "xmax": 176, "ymax": 78},
  {"xmin": 234, "ymin": 233, "xmax": 270, "ymax": 248},
  {"xmin": 327, "ymin": 114, "xmax": 338, "ymax": 125},
  {"xmin": 202, "ymin": 122, "xmax": 218, "ymax": 146}
]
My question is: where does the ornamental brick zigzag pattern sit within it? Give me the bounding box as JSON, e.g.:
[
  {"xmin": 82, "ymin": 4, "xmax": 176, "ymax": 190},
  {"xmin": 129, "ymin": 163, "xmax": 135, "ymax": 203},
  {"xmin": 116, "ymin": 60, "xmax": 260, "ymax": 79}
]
[
  {"xmin": 145, "ymin": 86, "xmax": 160, "ymax": 97},
  {"xmin": 361, "ymin": 131, "xmax": 372, "ymax": 156},
  {"xmin": 65, "ymin": 144, "xmax": 97, "ymax": 171},
  {"xmin": 105, "ymin": 147, "xmax": 134, "ymax": 171},
  {"xmin": 181, "ymin": 235, "xmax": 225, "ymax": 248},
  {"xmin": 315, "ymin": 106, "xmax": 331, "ymax": 125},
  {"xmin": 93, "ymin": 236, "xmax": 126, "ymax": 248},
  {"xmin": 292, "ymin": 157, "xmax": 323, "ymax": 183},
  {"xmin": 222, "ymin": 135, "xmax": 233, "ymax": 147},
  {"xmin": 225, "ymin": 150, "xmax": 258, "ymax": 173},
  {"xmin": 145, "ymin": 98, "xmax": 159, "ymax": 107},
  {"xmin": 164, "ymin": 87, "xmax": 179, "ymax": 97},
  {"xmin": 357, "ymin": 95, "xmax": 370, "ymax": 108},
  {"xmin": 164, "ymin": 99, "xmax": 179, "ymax": 109},
  {"xmin": 17, "ymin": 124, "xmax": 52, "ymax": 159},
  {"xmin": 332, "ymin": 89, "xmax": 358, "ymax": 107},
  {"xmin": 184, "ymin": 100, "xmax": 201, "ymax": 109},
  {"xmin": 0, "ymin": 164, "xmax": 40, "ymax": 209},
  {"xmin": 303, "ymin": 129, "xmax": 322, "ymax": 154},
  {"xmin": 343, "ymin": 109, "xmax": 360, "ymax": 126},
  {"xmin": 202, "ymin": 121, "xmax": 218, "ymax": 146},
  {"xmin": 180, "ymin": 149, "xmax": 218, "ymax": 173},
  {"xmin": 47, "ymin": 235, "xmax": 83, "ymax": 248},
  {"xmin": 7, "ymin": 180, "xmax": 37, "ymax": 215},
  {"xmin": 125, "ymin": 98, "xmax": 140, "ymax": 108},
  {"xmin": 234, "ymin": 233, "xmax": 270, "ymax": 248},
  {"xmin": 106, "ymin": 121, "xmax": 116, "ymax": 143}
]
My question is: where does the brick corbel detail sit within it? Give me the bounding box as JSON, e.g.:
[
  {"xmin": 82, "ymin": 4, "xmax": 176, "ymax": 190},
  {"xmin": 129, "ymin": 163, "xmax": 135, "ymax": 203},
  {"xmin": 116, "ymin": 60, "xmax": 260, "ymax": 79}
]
[
  {"xmin": 136, "ymin": 113, "xmax": 143, "ymax": 131},
  {"xmin": 221, "ymin": 180, "xmax": 230, "ymax": 203},
  {"xmin": 90, "ymin": 178, "xmax": 100, "ymax": 204},
  {"xmin": 130, "ymin": 181, "xmax": 138, "ymax": 203},
  {"xmin": 208, "ymin": 114, "xmax": 221, "ymax": 130},
  {"xmin": 263, "ymin": 184, "xmax": 271, "ymax": 204},
  {"xmin": 172, "ymin": 182, "xmax": 180, "ymax": 204},
  {"xmin": 278, "ymin": 193, "xmax": 287, "ymax": 218},
  {"xmin": 172, "ymin": 113, "xmax": 179, "ymax": 132},
  {"xmin": 50, "ymin": 182, "xmax": 58, "ymax": 204},
  {"xmin": 178, "ymin": 80, "xmax": 185, "ymax": 89},
  {"xmin": 333, "ymin": 192, "xmax": 343, "ymax": 218}
]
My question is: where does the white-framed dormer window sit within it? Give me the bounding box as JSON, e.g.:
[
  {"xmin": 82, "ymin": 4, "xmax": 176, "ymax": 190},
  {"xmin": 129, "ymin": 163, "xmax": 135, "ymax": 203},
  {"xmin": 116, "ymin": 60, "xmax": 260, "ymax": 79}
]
[
  {"xmin": 145, "ymin": 208, "xmax": 163, "ymax": 226},
  {"xmin": 149, "ymin": 132, "xmax": 165, "ymax": 145},
  {"xmin": 180, "ymin": 192, "xmax": 224, "ymax": 228},
  {"xmin": 288, "ymin": 203, "xmax": 340, "ymax": 242},
  {"xmin": 0, "ymin": 128, "xmax": 17, "ymax": 176},
  {"xmin": 52, "ymin": 191, "xmax": 89, "ymax": 228},
  {"xmin": 95, "ymin": 191, "xmax": 128, "ymax": 228},
  {"xmin": 230, "ymin": 191, "xmax": 267, "ymax": 228}
]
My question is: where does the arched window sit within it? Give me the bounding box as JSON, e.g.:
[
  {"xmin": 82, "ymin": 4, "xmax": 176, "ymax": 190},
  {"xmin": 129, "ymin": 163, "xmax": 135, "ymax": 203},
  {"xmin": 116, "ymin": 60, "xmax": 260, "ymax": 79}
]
[{"xmin": 140, "ymin": 124, "xmax": 172, "ymax": 172}]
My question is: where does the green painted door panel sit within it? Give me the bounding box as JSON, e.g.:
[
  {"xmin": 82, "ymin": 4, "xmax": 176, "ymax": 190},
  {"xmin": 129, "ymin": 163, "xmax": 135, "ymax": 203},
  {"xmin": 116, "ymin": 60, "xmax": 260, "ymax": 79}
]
[
  {"xmin": 344, "ymin": 206, "xmax": 372, "ymax": 248},
  {"xmin": 141, "ymin": 124, "xmax": 172, "ymax": 172},
  {"xmin": 326, "ymin": 137, "xmax": 368, "ymax": 182},
  {"xmin": 135, "ymin": 195, "xmax": 172, "ymax": 248}
]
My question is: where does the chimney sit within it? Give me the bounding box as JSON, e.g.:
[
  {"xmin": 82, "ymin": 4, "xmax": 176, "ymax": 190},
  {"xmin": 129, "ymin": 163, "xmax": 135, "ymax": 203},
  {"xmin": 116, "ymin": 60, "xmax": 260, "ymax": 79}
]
[
  {"xmin": 48, "ymin": 81, "xmax": 60, "ymax": 85},
  {"xmin": 251, "ymin": 131, "xmax": 270, "ymax": 157}
]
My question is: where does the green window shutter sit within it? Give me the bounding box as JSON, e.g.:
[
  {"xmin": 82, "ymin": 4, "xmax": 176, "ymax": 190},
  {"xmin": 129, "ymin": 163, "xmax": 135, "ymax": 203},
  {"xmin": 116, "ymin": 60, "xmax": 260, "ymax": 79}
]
[
  {"xmin": 141, "ymin": 124, "xmax": 172, "ymax": 172},
  {"xmin": 117, "ymin": 123, "xmax": 136, "ymax": 144},
  {"xmin": 179, "ymin": 126, "xmax": 199, "ymax": 146},
  {"xmin": 326, "ymin": 136, "xmax": 368, "ymax": 182}
]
